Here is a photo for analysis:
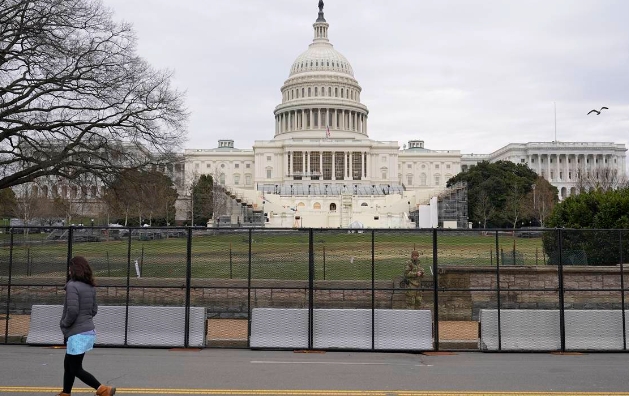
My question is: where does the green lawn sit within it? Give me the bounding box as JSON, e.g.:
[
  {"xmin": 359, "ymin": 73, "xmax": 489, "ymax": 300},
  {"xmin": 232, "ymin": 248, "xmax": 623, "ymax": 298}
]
[{"xmin": 0, "ymin": 230, "xmax": 548, "ymax": 280}]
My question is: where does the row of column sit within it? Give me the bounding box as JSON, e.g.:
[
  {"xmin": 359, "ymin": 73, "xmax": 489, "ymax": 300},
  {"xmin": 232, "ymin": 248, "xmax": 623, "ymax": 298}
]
[
  {"xmin": 529, "ymin": 153, "xmax": 621, "ymax": 182},
  {"xmin": 287, "ymin": 151, "xmax": 369, "ymax": 180},
  {"xmin": 275, "ymin": 108, "xmax": 367, "ymax": 135}
]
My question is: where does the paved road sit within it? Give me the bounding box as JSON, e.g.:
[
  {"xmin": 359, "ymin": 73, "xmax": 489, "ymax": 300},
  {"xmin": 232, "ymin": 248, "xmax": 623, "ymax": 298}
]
[{"xmin": 1, "ymin": 346, "xmax": 629, "ymax": 395}]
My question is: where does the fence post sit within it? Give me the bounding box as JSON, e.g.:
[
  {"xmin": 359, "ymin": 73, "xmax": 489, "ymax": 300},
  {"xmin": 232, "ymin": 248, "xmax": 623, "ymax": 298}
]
[
  {"xmin": 184, "ymin": 227, "xmax": 192, "ymax": 348},
  {"xmin": 371, "ymin": 229, "xmax": 375, "ymax": 351},
  {"xmin": 432, "ymin": 228, "xmax": 439, "ymax": 351},
  {"xmin": 323, "ymin": 246, "xmax": 326, "ymax": 280},
  {"xmin": 620, "ymin": 230, "xmax": 626, "ymax": 351},
  {"xmin": 495, "ymin": 230, "xmax": 501, "ymax": 351},
  {"xmin": 66, "ymin": 227, "xmax": 74, "ymax": 283},
  {"xmin": 246, "ymin": 228, "xmax": 252, "ymax": 348},
  {"xmin": 4, "ymin": 232, "xmax": 14, "ymax": 344},
  {"xmin": 124, "ymin": 228, "xmax": 131, "ymax": 346},
  {"xmin": 558, "ymin": 228, "xmax": 566, "ymax": 352},
  {"xmin": 308, "ymin": 228, "xmax": 314, "ymax": 350}
]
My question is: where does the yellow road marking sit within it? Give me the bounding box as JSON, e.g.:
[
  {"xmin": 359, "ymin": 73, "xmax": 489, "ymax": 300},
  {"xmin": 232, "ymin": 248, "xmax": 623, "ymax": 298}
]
[{"xmin": 0, "ymin": 388, "xmax": 628, "ymax": 395}]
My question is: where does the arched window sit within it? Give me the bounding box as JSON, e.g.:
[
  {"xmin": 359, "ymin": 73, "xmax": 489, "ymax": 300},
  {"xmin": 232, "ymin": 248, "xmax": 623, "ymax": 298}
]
[
  {"xmin": 420, "ymin": 173, "xmax": 427, "ymax": 186},
  {"xmin": 219, "ymin": 173, "xmax": 226, "ymax": 184},
  {"xmin": 361, "ymin": 202, "xmax": 368, "ymax": 207},
  {"xmin": 297, "ymin": 202, "xmax": 305, "ymax": 209},
  {"xmin": 407, "ymin": 174, "xmax": 413, "ymax": 185},
  {"xmin": 329, "ymin": 203, "xmax": 337, "ymax": 211},
  {"xmin": 234, "ymin": 174, "xmax": 240, "ymax": 185},
  {"xmin": 313, "ymin": 202, "xmax": 321, "ymax": 210},
  {"xmin": 335, "ymin": 87, "xmax": 338, "ymax": 97}
]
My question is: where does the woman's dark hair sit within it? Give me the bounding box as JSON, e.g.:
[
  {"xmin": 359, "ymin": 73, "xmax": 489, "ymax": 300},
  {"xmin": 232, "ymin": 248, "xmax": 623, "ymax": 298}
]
[{"xmin": 69, "ymin": 256, "xmax": 95, "ymax": 286}]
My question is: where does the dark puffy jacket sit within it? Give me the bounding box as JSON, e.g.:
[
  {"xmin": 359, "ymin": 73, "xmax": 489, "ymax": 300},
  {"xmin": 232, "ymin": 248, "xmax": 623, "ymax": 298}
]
[{"xmin": 60, "ymin": 280, "xmax": 98, "ymax": 338}]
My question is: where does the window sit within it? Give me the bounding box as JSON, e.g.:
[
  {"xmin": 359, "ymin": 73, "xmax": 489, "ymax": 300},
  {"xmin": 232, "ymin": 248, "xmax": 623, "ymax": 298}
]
[
  {"xmin": 421, "ymin": 164, "xmax": 426, "ymax": 169},
  {"xmin": 246, "ymin": 163, "xmax": 251, "ymax": 169},
  {"xmin": 329, "ymin": 203, "xmax": 337, "ymax": 211},
  {"xmin": 531, "ymin": 158, "xmax": 535, "ymax": 163},
  {"xmin": 206, "ymin": 163, "xmax": 211, "ymax": 169},
  {"xmin": 313, "ymin": 202, "xmax": 321, "ymax": 210},
  {"xmin": 267, "ymin": 156, "xmax": 272, "ymax": 161},
  {"xmin": 435, "ymin": 175, "xmax": 440, "ymax": 185},
  {"xmin": 520, "ymin": 159, "xmax": 525, "ymax": 163},
  {"xmin": 407, "ymin": 164, "xmax": 412, "ymax": 169},
  {"xmin": 407, "ymin": 175, "xmax": 413, "ymax": 185},
  {"xmin": 195, "ymin": 163, "xmax": 199, "ymax": 169},
  {"xmin": 420, "ymin": 173, "xmax": 427, "ymax": 186},
  {"xmin": 235, "ymin": 164, "xmax": 239, "ymax": 169},
  {"xmin": 234, "ymin": 174, "xmax": 240, "ymax": 185},
  {"xmin": 446, "ymin": 164, "xmax": 451, "ymax": 169},
  {"xmin": 219, "ymin": 173, "xmax": 225, "ymax": 184},
  {"xmin": 568, "ymin": 171, "xmax": 572, "ymax": 180},
  {"xmin": 221, "ymin": 163, "xmax": 225, "ymax": 168},
  {"xmin": 266, "ymin": 168, "xmax": 272, "ymax": 178},
  {"xmin": 361, "ymin": 202, "xmax": 368, "ymax": 206},
  {"xmin": 308, "ymin": 88, "xmax": 311, "ymax": 97},
  {"xmin": 381, "ymin": 156, "xmax": 386, "ymax": 163},
  {"xmin": 435, "ymin": 164, "xmax": 440, "ymax": 169},
  {"xmin": 245, "ymin": 175, "xmax": 252, "ymax": 185}
]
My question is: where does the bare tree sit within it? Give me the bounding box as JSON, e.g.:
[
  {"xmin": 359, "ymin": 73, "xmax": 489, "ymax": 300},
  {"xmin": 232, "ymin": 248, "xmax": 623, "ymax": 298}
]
[
  {"xmin": 575, "ymin": 166, "xmax": 628, "ymax": 193},
  {"xmin": 502, "ymin": 183, "xmax": 528, "ymax": 230},
  {"xmin": 0, "ymin": 0, "xmax": 187, "ymax": 190},
  {"xmin": 524, "ymin": 177, "xmax": 557, "ymax": 227},
  {"xmin": 473, "ymin": 190, "xmax": 496, "ymax": 229}
]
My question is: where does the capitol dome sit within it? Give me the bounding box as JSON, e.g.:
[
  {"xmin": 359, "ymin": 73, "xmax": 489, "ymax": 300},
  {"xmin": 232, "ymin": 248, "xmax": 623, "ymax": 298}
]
[
  {"xmin": 273, "ymin": 3, "xmax": 369, "ymax": 141},
  {"xmin": 290, "ymin": 45, "xmax": 354, "ymax": 77}
]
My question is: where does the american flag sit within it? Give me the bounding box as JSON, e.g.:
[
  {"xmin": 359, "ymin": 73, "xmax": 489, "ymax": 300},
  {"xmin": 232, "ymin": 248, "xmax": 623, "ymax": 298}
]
[{"xmin": 326, "ymin": 125, "xmax": 330, "ymax": 138}]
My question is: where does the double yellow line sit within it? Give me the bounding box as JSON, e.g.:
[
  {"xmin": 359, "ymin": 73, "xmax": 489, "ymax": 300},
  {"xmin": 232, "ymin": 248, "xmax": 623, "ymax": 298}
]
[{"xmin": 1, "ymin": 388, "xmax": 628, "ymax": 395}]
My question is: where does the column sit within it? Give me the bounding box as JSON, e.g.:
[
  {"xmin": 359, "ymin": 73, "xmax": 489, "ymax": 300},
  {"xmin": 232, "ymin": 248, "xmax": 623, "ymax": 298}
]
[
  {"xmin": 302, "ymin": 151, "xmax": 306, "ymax": 175},
  {"xmin": 309, "ymin": 109, "xmax": 313, "ymax": 129},
  {"xmin": 344, "ymin": 151, "xmax": 348, "ymax": 179},
  {"xmin": 332, "ymin": 152, "xmax": 336, "ymax": 180},
  {"xmin": 349, "ymin": 152, "xmax": 353, "ymax": 179},
  {"xmin": 320, "ymin": 151, "xmax": 323, "ymax": 176},
  {"xmin": 289, "ymin": 150, "xmax": 293, "ymax": 177}
]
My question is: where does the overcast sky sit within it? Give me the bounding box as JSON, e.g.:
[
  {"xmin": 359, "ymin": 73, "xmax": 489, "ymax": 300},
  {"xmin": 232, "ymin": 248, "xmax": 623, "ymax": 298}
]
[{"xmin": 102, "ymin": 0, "xmax": 629, "ymax": 160}]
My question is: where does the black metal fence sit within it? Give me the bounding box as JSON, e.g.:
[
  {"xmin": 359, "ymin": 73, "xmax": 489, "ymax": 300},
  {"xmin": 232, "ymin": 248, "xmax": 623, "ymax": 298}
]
[{"xmin": 1, "ymin": 226, "xmax": 628, "ymax": 351}]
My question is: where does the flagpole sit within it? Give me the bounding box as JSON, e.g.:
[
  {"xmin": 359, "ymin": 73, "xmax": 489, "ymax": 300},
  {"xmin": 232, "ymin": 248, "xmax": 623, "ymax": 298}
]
[{"xmin": 554, "ymin": 102, "xmax": 557, "ymax": 142}]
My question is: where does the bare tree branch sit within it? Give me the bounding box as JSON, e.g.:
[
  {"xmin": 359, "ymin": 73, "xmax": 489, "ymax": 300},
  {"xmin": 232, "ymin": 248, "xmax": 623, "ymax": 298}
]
[{"xmin": 0, "ymin": 0, "xmax": 188, "ymax": 190}]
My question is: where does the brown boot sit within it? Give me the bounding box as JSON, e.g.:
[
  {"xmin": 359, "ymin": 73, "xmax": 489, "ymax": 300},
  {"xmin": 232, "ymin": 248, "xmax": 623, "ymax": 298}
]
[{"xmin": 95, "ymin": 385, "xmax": 116, "ymax": 396}]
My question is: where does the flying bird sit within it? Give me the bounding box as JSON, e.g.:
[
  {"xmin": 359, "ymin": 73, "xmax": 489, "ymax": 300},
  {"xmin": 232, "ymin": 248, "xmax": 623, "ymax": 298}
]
[{"xmin": 587, "ymin": 106, "xmax": 609, "ymax": 115}]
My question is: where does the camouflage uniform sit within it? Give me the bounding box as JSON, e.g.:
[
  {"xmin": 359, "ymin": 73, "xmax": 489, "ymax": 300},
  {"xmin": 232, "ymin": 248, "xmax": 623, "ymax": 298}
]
[{"xmin": 404, "ymin": 251, "xmax": 424, "ymax": 309}]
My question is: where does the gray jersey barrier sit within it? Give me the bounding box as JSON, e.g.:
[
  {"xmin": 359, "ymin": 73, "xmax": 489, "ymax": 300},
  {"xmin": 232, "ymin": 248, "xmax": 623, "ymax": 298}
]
[
  {"xmin": 250, "ymin": 308, "xmax": 433, "ymax": 350},
  {"xmin": 480, "ymin": 309, "xmax": 629, "ymax": 351},
  {"xmin": 26, "ymin": 305, "xmax": 207, "ymax": 347}
]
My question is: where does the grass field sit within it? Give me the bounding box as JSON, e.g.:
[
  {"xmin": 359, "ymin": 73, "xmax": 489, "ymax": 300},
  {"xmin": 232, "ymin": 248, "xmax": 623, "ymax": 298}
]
[{"xmin": 0, "ymin": 229, "xmax": 549, "ymax": 280}]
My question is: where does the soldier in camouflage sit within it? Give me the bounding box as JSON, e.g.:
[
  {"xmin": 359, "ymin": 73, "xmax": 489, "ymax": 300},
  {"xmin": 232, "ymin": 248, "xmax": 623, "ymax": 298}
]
[{"xmin": 405, "ymin": 250, "xmax": 424, "ymax": 309}]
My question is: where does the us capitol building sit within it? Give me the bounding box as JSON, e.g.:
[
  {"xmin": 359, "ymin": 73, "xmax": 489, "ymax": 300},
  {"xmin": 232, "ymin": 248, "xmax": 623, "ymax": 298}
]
[{"xmin": 179, "ymin": 2, "xmax": 627, "ymax": 228}]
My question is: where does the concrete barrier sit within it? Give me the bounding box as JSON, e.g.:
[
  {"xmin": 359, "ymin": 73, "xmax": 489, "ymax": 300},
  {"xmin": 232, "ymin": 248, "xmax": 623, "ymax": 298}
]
[
  {"xmin": 250, "ymin": 308, "xmax": 433, "ymax": 350},
  {"xmin": 26, "ymin": 305, "xmax": 207, "ymax": 347},
  {"xmin": 480, "ymin": 309, "xmax": 629, "ymax": 351}
]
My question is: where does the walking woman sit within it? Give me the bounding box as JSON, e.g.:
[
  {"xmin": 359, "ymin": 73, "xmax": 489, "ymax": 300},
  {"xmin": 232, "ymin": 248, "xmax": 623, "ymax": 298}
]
[{"xmin": 58, "ymin": 256, "xmax": 116, "ymax": 396}]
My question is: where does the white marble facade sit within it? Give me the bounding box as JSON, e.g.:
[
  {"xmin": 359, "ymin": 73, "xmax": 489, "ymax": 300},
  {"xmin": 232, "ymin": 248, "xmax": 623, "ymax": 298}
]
[{"xmin": 461, "ymin": 142, "xmax": 627, "ymax": 200}]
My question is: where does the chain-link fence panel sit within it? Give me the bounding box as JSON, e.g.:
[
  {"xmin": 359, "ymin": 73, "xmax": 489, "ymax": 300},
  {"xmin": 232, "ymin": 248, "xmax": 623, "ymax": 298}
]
[{"xmin": 192, "ymin": 229, "xmax": 250, "ymax": 348}]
